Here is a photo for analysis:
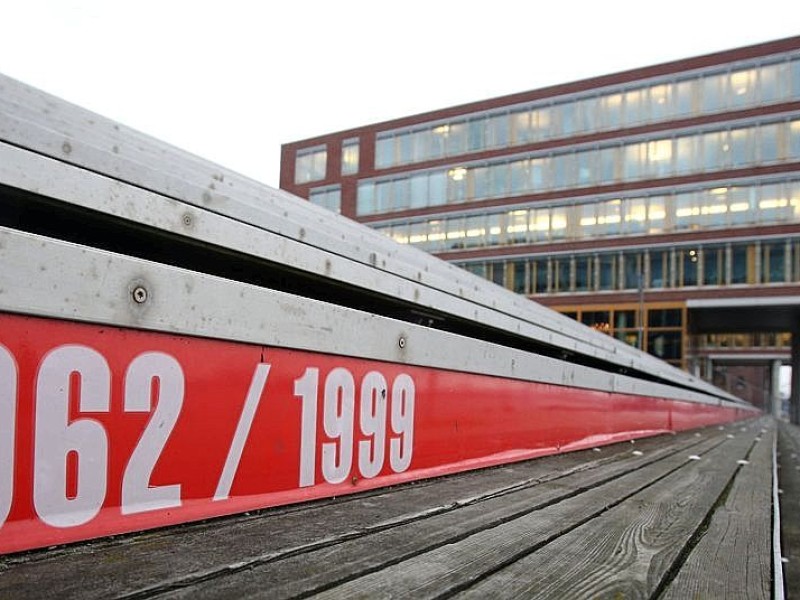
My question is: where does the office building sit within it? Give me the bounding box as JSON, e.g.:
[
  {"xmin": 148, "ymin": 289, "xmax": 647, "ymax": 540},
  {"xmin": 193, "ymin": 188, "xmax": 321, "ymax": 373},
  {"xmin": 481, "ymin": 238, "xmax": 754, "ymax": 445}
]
[{"xmin": 281, "ymin": 36, "xmax": 800, "ymax": 407}]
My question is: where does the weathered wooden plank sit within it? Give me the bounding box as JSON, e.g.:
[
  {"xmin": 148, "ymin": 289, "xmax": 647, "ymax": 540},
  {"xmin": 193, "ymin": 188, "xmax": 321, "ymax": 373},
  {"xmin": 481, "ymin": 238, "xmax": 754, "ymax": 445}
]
[
  {"xmin": 451, "ymin": 420, "xmax": 766, "ymax": 599},
  {"xmin": 778, "ymin": 420, "xmax": 800, "ymax": 595},
  {"xmin": 659, "ymin": 424, "xmax": 773, "ymax": 599},
  {"xmin": 219, "ymin": 425, "xmax": 751, "ymax": 600},
  {"xmin": 157, "ymin": 431, "xmax": 726, "ymax": 600},
  {"xmin": 0, "ymin": 426, "xmax": 722, "ymax": 599},
  {"xmin": 453, "ymin": 420, "xmax": 767, "ymax": 599}
]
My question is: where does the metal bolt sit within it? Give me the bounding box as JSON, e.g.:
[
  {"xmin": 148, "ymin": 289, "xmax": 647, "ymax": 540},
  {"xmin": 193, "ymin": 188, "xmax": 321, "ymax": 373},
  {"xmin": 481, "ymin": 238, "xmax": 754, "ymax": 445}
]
[
  {"xmin": 132, "ymin": 286, "xmax": 148, "ymax": 304},
  {"xmin": 398, "ymin": 336, "xmax": 406, "ymax": 349},
  {"xmin": 182, "ymin": 213, "xmax": 193, "ymax": 227}
]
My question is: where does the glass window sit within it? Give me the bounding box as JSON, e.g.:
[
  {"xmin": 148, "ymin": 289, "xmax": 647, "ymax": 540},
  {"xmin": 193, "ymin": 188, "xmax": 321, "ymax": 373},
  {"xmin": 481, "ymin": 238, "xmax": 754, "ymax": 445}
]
[
  {"xmin": 759, "ymin": 123, "xmax": 780, "ymax": 162},
  {"xmin": 728, "ymin": 127, "xmax": 752, "ymax": 167},
  {"xmin": 468, "ymin": 117, "xmax": 486, "ymax": 151},
  {"xmin": 294, "ymin": 145, "xmax": 327, "ymax": 184},
  {"xmin": 574, "ymin": 256, "xmax": 591, "ymax": 292},
  {"xmin": 445, "ymin": 216, "xmax": 466, "ymax": 250},
  {"xmin": 703, "ymin": 246, "xmax": 723, "ymax": 286},
  {"xmin": 675, "ymin": 135, "xmax": 699, "ymax": 173},
  {"xmin": 650, "ymin": 250, "xmax": 667, "ymax": 288},
  {"xmin": 729, "ymin": 69, "xmax": 756, "ymax": 107},
  {"xmin": 623, "ymin": 142, "xmax": 646, "ymax": 179},
  {"xmin": 576, "ymin": 150, "xmax": 594, "ymax": 186},
  {"xmin": 615, "ymin": 310, "xmax": 636, "ymax": 329},
  {"xmin": 409, "ymin": 173, "xmax": 428, "ymax": 209},
  {"xmin": 511, "ymin": 260, "xmax": 527, "ymax": 293},
  {"xmin": 511, "ymin": 110, "xmax": 532, "ymax": 144},
  {"xmin": 356, "ymin": 181, "xmax": 375, "ymax": 215},
  {"xmin": 702, "ymin": 131, "xmax": 726, "ymax": 170},
  {"xmin": 647, "ymin": 139, "xmax": 673, "ymax": 177},
  {"xmin": 648, "ymin": 308, "xmax": 682, "ymax": 328},
  {"xmin": 681, "ymin": 248, "xmax": 699, "ymax": 286},
  {"xmin": 375, "ymin": 180, "xmax": 393, "ymax": 213},
  {"xmin": 674, "ymin": 79, "xmax": 695, "ymax": 116},
  {"xmin": 486, "ymin": 213, "xmax": 503, "ymax": 246},
  {"xmin": 647, "ymin": 332, "xmax": 682, "ymax": 360},
  {"xmin": 464, "ymin": 214, "xmax": 487, "ymax": 248},
  {"xmin": 446, "ymin": 122, "xmax": 468, "ymax": 156},
  {"xmin": 675, "ymin": 191, "xmax": 700, "ymax": 231},
  {"xmin": 552, "ymin": 152, "xmax": 574, "ymax": 189},
  {"xmin": 727, "ymin": 185, "xmax": 755, "ymax": 226},
  {"xmin": 397, "ymin": 132, "xmax": 413, "ymax": 164},
  {"xmin": 510, "ymin": 160, "xmax": 529, "ymax": 194},
  {"xmin": 598, "ymin": 146, "xmax": 618, "ymax": 182},
  {"xmin": 429, "ymin": 172, "xmax": 446, "ymax": 205},
  {"xmin": 309, "ymin": 186, "xmax": 341, "ymax": 213},
  {"xmin": 392, "ymin": 178, "xmax": 410, "ymax": 211},
  {"xmin": 446, "ymin": 167, "xmax": 468, "ymax": 203},
  {"xmin": 426, "ymin": 127, "xmax": 444, "ymax": 160},
  {"xmin": 486, "ymin": 114, "xmax": 509, "ymax": 148},
  {"xmin": 790, "ymin": 120, "xmax": 800, "ymax": 159},
  {"xmin": 648, "ymin": 196, "xmax": 667, "ymax": 233},
  {"xmin": 558, "ymin": 102, "xmax": 577, "ymax": 135},
  {"xmin": 650, "ymin": 84, "xmax": 671, "ymax": 120},
  {"xmin": 375, "ymin": 136, "xmax": 394, "ymax": 169},
  {"xmin": 471, "ymin": 166, "xmax": 489, "ymax": 200},
  {"xmin": 506, "ymin": 210, "xmax": 528, "ymax": 245},
  {"xmin": 554, "ymin": 258, "xmax": 571, "ymax": 292},
  {"xmin": 532, "ymin": 259, "xmax": 548, "ymax": 293},
  {"xmin": 341, "ymin": 139, "xmax": 359, "ymax": 175},
  {"xmin": 624, "ymin": 89, "xmax": 646, "ymax": 125},
  {"xmin": 529, "ymin": 157, "xmax": 548, "ymax": 189},
  {"xmin": 622, "ymin": 252, "xmax": 641, "ymax": 289},
  {"xmin": 792, "ymin": 58, "xmax": 800, "ymax": 98},
  {"xmin": 624, "ymin": 197, "xmax": 647, "ymax": 234},
  {"xmin": 731, "ymin": 245, "xmax": 748, "ymax": 284},
  {"xmin": 600, "ymin": 93, "xmax": 623, "ymax": 129},
  {"xmin": 702, "ymin": 72, "xmax": 726, "ymax": 112},
  {"xmin": 413, "ymin": 130, "xmax": 432, "ymax": 162},
  {"xmin": 759, "ymin": 62, "xmax": 786, "ymax": 104},
  {"xmin": 489, "ymin": 163, "xmax": 510, "ymax": 198},
  {"xmin": 596, "ymin": 199, "xmax": 622, "ymax": 236},
  {"xmin": 581, "ymin": 310, "xmax": 610, "ymax": 328},
  {"xmin": 763, "ymin": 241, "xmax": 787, "ymax": 283},
  {"xmin": 531, "ymin": 108, "xmax": 551, "ymax": 141},
  {"xmin": 426, "ymin": 220, "xmax": 446, "ymax": 252},
  {"xmin": 578, "ymin": 97, "xmax": 597, "ymax": 132},
  {"xmin": 550, "ymin": 207, "xmax": 569, "ymax": 239},
  {"xmin": 758, "ymin": 182, "xmax": 792, "ymax": 224},
  {"xmin": 529, "ymin": 208, "xmax": 550, "ymax": 243},
  {"xmin": 598, "ymin": 254, "xmax": 616, "ymax": 290},
  {"xmin": 492, "ymin": 262, "xmax": 506, "ymax": 286}
]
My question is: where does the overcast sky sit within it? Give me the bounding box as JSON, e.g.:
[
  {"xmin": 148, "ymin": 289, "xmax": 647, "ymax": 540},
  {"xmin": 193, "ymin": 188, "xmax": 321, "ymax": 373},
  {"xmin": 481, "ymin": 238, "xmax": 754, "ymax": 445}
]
[{"xmin": 0, "ymin": 1, "xmax": 797, "ymax": 188}]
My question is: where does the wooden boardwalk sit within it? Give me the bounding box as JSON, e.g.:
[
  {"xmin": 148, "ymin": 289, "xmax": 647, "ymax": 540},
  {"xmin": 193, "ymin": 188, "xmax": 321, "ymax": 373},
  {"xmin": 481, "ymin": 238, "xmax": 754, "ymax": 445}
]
[{"xmin": 0, "ymin": 417, "xmax": 787, "ymax": 599}]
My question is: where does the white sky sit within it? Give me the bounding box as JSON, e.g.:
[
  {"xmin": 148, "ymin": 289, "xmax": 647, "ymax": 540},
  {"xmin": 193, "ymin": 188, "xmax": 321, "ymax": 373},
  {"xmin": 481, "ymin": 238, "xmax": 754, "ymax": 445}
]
[{"xmin": 0, "ymin": 0, "xmax": 797, "ymax": 188}]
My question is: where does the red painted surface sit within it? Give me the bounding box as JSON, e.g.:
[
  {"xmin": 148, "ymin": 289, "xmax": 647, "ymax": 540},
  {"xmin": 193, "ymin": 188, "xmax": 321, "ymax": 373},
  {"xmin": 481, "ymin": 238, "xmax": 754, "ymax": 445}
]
[{"xmin": 0, "ymin": 313, "xmax": 754, "ymax": 554}]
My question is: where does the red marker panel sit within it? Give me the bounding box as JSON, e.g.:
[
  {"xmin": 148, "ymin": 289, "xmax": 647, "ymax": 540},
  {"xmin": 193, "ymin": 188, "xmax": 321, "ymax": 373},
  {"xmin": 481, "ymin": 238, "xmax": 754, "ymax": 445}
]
[{"xmin": 0, "ymin": 313, "xmax": 751, "ymax": 553}]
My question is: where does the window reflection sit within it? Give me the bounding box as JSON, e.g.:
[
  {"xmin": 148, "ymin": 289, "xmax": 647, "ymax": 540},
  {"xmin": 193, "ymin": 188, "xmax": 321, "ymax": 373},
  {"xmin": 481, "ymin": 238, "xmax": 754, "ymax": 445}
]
[
  {"xmin": 359, "ymin": 118, "xmax": 797, "ymax": 216},
  {"xmin": 373, "ymin": 54, "xmax": 799, "ymax": 170},
  {"xmin": 372, "ymin": 177, "xmax": 800, "ymax": 251},
  {"xmin": 450, "ymin": 236, "xmax": 800, "ymax": 299}
]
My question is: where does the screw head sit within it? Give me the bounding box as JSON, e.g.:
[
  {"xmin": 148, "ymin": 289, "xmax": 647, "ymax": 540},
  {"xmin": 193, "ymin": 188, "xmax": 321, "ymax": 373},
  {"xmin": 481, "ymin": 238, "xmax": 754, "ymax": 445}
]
[
  {"xmin": 398, "ymin": 336, "xmax": 406, "ymax": 349},
  {"xmin": 132, "ymin": 286, "xmax": 148, "ymax": 304},
  {"xmin": 182, "ymin": 213, "xmax": 193, "ymax": 227}
]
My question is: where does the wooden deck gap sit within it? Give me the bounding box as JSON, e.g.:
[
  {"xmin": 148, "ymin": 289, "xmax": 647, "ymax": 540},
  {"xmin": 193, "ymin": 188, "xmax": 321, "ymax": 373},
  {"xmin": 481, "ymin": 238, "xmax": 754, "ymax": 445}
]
[
  {"xmin": 120, "ymin": 434, "xmax": 723, "ymax": 600},
  {"xmin": 650, "ymin": 437, "xmax": 761, "ymax": 600},
  {"xmin": 430, "ymin": 453, "xmax": 715, "ymax": 600}
]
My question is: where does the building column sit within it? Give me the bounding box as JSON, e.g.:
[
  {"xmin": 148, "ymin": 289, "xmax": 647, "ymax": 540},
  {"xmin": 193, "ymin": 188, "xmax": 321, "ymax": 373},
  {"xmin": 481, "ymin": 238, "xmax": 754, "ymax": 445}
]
[
  {"xmin": 791, "ymin": 332, "xmax": 800, "ymax": 424},
  {"xmin": 770, "ymin": 359, "xmax": 783, "ymax": 419}
]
